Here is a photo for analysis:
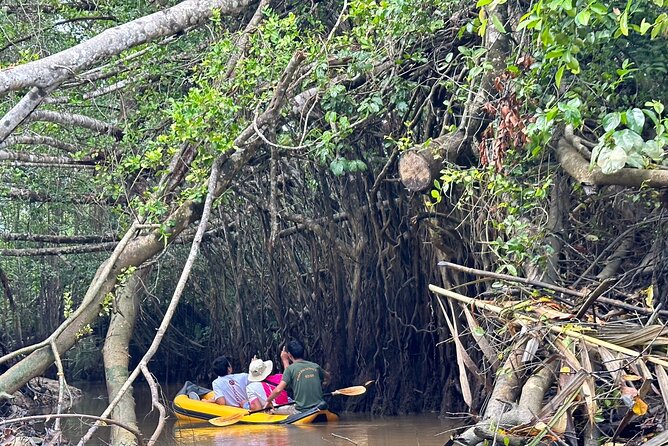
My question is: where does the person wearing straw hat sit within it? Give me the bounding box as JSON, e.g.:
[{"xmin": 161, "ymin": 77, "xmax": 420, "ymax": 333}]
[{"xmin": 245, "ymin": 356, "xmax": 293, "ymax": 414}]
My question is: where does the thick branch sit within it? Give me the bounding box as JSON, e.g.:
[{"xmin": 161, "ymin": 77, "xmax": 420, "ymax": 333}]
[
  {"xmin": 29, "ymin": 110, "xmax": 123, "ymax": 140},
  {"xmin": 0, "ymin": 233, "xmax": 118, "ymax": 244},
  {"xmin": 0, "ymin": 86, "xmax": 55, "ymax": 143},
  {"xmin": 398, "ymin": 130, "xmax": 465, "ymax": 192},
  {"xmin": 0, "ymin": 135, "xmax": 79, "ymax": 153},
  {"xmin": 556, "ymin": 128, "xmax": 668, "ymax": 188},
  {"xmin": 0, "ymin": 149, "xmax": 94, "ymax": 165},
  {"xmin": 0, "ymin": 187, "xmax": 114, "ymax": 203},
  {"xmin": 0, "ymin": 0, "xmax": 253, "ymax": 93},
  {"xmin": 0, "ymin": 242, "xmax": 119, "ymax": 256},
  {"xmin": 399, "ymin": 5, "xmax": 513, "ymax": 192}
]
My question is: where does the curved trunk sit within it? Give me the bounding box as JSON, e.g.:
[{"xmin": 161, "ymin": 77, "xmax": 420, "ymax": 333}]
[{"xmin": 103, "ymin": 268, "xmax": 148, "ymax": 446}]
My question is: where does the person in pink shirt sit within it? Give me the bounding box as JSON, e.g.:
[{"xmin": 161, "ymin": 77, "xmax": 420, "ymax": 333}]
[{"xmin": 245, "ymin": 356, "xmax": 293, "ymax": 414}]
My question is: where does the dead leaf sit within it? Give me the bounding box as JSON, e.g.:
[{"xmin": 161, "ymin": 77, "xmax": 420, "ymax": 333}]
[
  {"xmin": 632, "ymin": 396, "xmax": 649, "ymax": 416},
  {"xmin": 622, "ymin": 374, "xmax": 643, "ymax": 382}
]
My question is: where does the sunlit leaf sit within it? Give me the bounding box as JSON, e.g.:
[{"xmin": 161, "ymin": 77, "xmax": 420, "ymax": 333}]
[
  {"xmin": 575, "ymin": 9, "xmax": 591, "ymax": 26},
  {"xmin": 619, "ymin": 11, "xmax": 629, "ymax": 36},
  {"xmin": 646, "ymin": 286, "xmax": 655, "ymax": 309},
  {"xmin": 602, "ymin": 112, "xmax": 621, "ymax": 131},
  {"xmin": 632, "ymin": 396, "xmax": 649, "ymax": 416},
  {"xmin": 597, "ymin": 146, "xmax": 627, "ymax": 174},
  {"xmin": 622, "ymin": 374, "xmax": 643, "ymax": 382},
  {"xmin": 490, "ymin": 13, "xmax": 507, "ymax": 33},
  {"xmin": 626, "ymin": 108, "xmax": 645, "ymax": 134}
]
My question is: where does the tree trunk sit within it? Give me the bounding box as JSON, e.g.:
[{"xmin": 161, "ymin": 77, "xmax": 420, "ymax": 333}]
[{"xmin": 103, "ymin": 268, "xmax": 148, "ymax": 446}]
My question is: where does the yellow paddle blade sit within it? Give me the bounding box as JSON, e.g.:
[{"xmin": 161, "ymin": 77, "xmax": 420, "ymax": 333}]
[
  {"xmin": 331, "ymin": 385, "xmax": 366, "ymax": 396},
  {"xmin": 208, "ymin": 414, "xmax": 244, "ymax": 427}
]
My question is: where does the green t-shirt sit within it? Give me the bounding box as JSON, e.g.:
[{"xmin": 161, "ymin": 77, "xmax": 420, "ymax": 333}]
[{"xmin": 282, "ymin": 360, "xmax": 324, "ymax": 411}]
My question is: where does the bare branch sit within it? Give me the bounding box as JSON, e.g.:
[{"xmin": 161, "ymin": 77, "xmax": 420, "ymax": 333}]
[
  {"xmin": 0, "ymin": 0, "xmax": 253, "ymax": 93},
  {"xmin": 0, "ymin": 134, "xmax": 79, "ymax": 153},
  {"xmin": 0, "ymin": 187, "xmax": 122, "ymax": 204},
  {"xmin": 0, "ymin": 242, "xmax": 119, "ymax": 256},
  {"xmin": 0, "ymin": 86, "xmax": 56, "ymax": 143},
  {"xmin": 0, "ymin": 149, "xmax": 94, "ymax": 165},
  {"xmin": 45, "ymin": 79, "xmax": 132, "ymax": 104},
  {"xmin": 0, "ymin": 233, "xmax": 118, "ymax": 244},
  {"xmin": 29, "ymin": 110, "xmax": 123, "ymax": 140}
]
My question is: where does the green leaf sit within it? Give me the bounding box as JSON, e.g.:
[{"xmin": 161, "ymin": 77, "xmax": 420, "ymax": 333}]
[
  {"xmin": 619, "ymin": 11, "xmax": 629, "ymax": 36},
  {"xmin": 626, "ymin": 108, "xmax": 645, "ymax": 134},
  {"xmin": 597, "ymin": 146, "xmax": 627, "ymax": 174},
  {"xmin": 645, "ymin": 100, "xmax": 664, "ymax": 115},
  {"xmin": 613, "ymin": 129, "xmax": 644, "ymax": 152},
  {"xmin": 545, "ymin": 48, "xmax": 566, "ymax": 59},
  {"xmin": 626, "ymin": 152, "xmax": 645, "ymax": 168},
  {"xmin": 330, "ymin": 158, "xmax": 346, "ymax": 176},
  {"xmin": 590, "ymin": 2, "xmax": 607, "ymax": 14},
  {"xmin": 642, "ymin": 140, "xmax": 665, "ymax": 161},
  {"xmin": 640, "ymin": 19, "xmax": 651, "ymax": 35},
  {"xmin": 490, "ymin": 13, "xmax": 507, "ymax": 33},
  {"xmin": 575, "ymin": 9, "xmax": 591, "ymax": 26},
  {"xmin": 476, "ymin": 0, "xmax": 494, "ymax": 6},
  {"xmin": 602, "ymin": 112, "xmax": 621, "ymax": 131},
  {"xmin": 643, "ymin": 109, "xmax": 659, "ymax": 126},
  {"xmin": 555, "ymin": 65, "xmax": 565, "ymax": 88}
]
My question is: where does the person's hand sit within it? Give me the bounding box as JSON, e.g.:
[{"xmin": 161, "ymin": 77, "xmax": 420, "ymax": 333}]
[
  {"xmin": 263, "ymin": 400, "xmax": 274, "ymax": 411},
  {"xmin": 280, "ymin": 348, "xmax": 290, "ymax": 363}
]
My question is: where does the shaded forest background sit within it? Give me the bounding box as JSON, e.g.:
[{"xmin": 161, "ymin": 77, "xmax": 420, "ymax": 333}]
[{"xmin": 1, "ymin": 0, "xmax": 668, "ymax": 442}]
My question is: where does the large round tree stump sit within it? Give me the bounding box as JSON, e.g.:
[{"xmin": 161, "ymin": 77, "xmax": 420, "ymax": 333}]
[{"xmin": 398, "ymin": 130, "xmax": 465, "ymax": 192}]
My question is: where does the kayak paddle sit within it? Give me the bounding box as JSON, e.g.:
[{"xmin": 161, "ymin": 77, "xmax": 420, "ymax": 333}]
[{"xmin": 208, "ymin": 384, "xmax": 368, "ymax": 427}]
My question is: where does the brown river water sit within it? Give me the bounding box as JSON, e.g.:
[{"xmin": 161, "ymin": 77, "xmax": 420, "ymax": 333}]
[{"xmin": 61, "ymin": 382, "xmax": 460, "ymax": 446}]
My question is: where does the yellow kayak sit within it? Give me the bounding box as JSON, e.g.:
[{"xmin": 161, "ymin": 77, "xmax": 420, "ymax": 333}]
[{"xmin": 172, "ymin": 381, "xmax": 339, "ymax": 425}]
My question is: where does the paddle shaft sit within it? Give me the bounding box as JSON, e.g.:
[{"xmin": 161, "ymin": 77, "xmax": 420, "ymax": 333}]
[{"xmin": 256, "ymin": 388, "xmax": 351, "ymax": 412}]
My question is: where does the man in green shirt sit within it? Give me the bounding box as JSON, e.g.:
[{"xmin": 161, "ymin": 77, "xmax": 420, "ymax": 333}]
[{"xmin": 264, "ymin": 340, "xmax": 329, "ymax": 413}]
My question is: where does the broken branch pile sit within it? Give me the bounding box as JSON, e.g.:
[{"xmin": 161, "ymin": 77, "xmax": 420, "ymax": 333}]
[{"xmin": 431, "ymin": 265, "xmax": 668, "ymax": 446}]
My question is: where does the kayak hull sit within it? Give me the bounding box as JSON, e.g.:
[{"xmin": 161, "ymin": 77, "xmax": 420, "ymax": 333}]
[{"xmin": 172, "ymin": 381, "xmax": 339, "ymax": 425}]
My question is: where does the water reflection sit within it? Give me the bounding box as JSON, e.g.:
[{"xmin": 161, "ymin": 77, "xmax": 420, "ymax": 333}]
[
  {"xmin": 174, "ymin": 414, "xmax": 458, "ymax": 446},
  {"xmin": 63, "ymin": 383, "xmax": 458, "ymax": 446}
]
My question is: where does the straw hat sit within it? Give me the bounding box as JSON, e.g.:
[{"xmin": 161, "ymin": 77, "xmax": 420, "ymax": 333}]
[{"xmin": 248, "ymin": 357, "xmax": 273, "ymax": 382}]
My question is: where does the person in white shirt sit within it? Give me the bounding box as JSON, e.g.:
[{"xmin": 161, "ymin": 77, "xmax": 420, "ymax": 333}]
[{"xmin": 209, "ymin": 355, "xmax": 249, "ymax": 407}]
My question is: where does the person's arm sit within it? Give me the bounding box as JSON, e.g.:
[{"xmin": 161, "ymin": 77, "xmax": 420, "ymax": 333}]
[
  {"xmin": 212, "ymin": 395, "xmax": 227, "ymax": 405},
  {"xmin": 246, "ymin": 383, "xmax": 262, "ymax": 410},
  {"xmin": 248, "ymin": 397, "xmax": 262, "ymax": 411},
  {"xmin": 322, "ymin": 369, "xmax": 331, "ymax": 387},
  {"xmin": 280, "ymin": 347, "xmax": 290, "ymax": 370},
  {"xmin": 263, "ymin": 381, "xmax": 287, "ymax": 409}
]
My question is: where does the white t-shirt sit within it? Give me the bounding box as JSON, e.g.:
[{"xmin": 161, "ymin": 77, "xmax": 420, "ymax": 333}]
[
  {"xmin": 212, "ymin": 373, "xmax": 249, "ymax": 406},
  {"xmin": 246, "ymin": 381, "xmax": 268, "ymax": 406}
]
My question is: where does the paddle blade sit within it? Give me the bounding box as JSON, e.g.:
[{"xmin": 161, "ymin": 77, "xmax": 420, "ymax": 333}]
[
  {"xmin": 208, "ymin": 414, "xmax": 244, "ymax": 427},
  {"xmin": 331, "ymin": 385, "xmax": 367, "ymax": 396}
]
